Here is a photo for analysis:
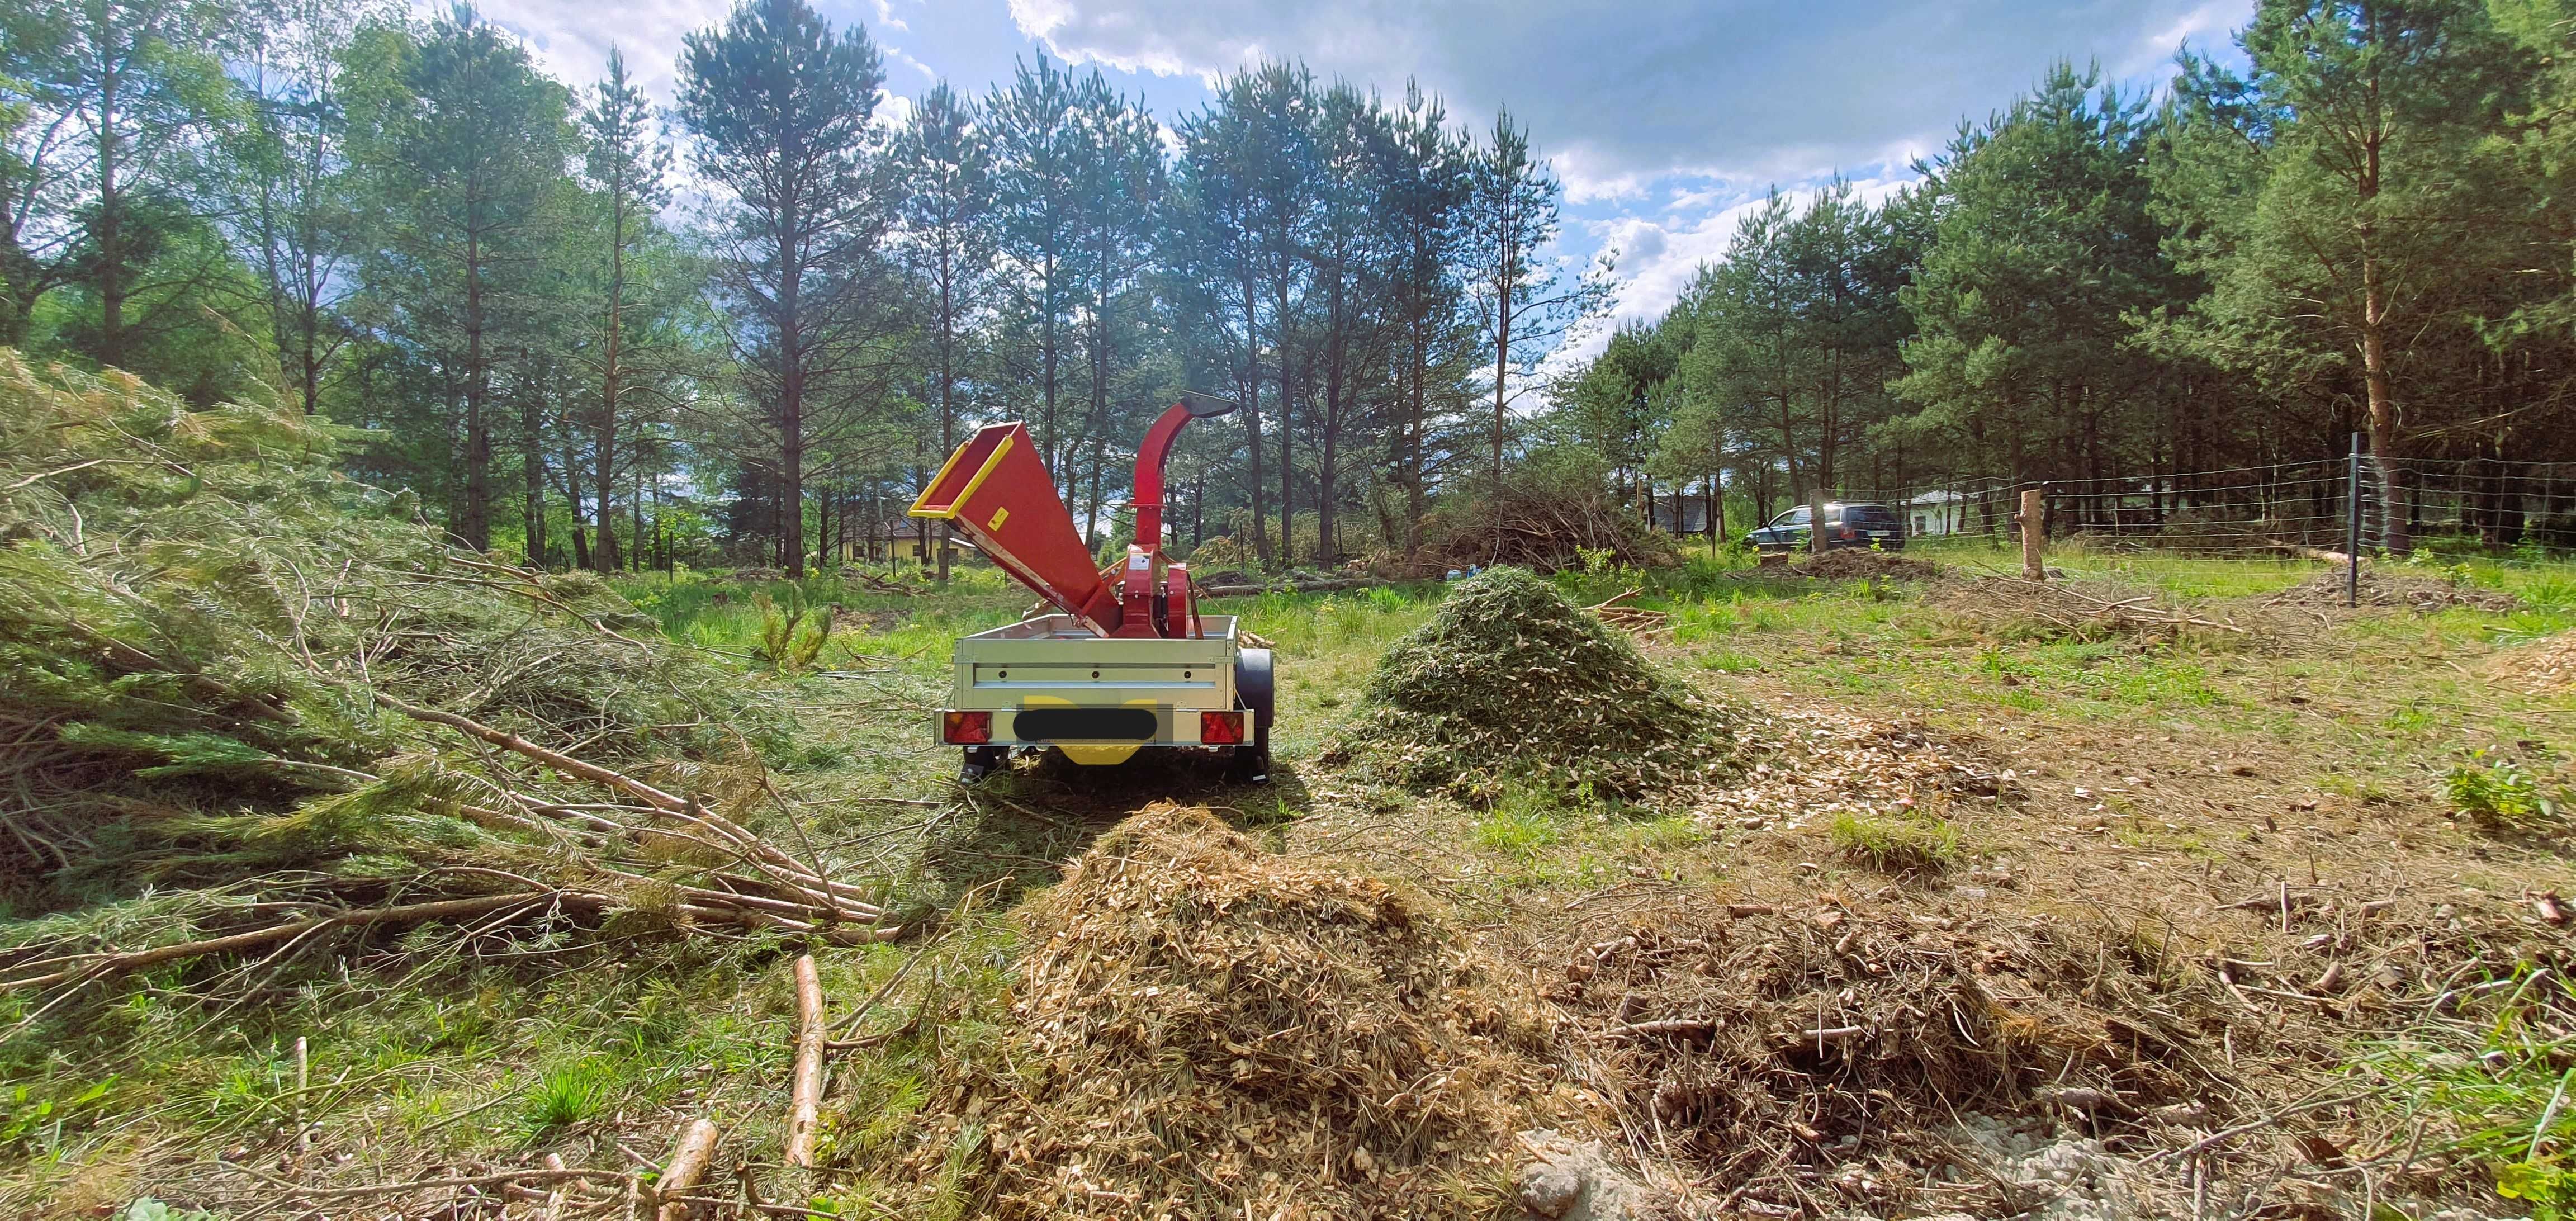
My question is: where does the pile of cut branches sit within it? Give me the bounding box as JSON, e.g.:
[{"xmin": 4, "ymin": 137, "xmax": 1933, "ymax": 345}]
[
  {"xmin": 1934, "ymin": 576, "xmax": 2251, "ymax": 640},
  {"xmin": 1405, "ymin": 449, "xmax": 1679, "ymax": 575},
  {"xmin": 1324, "ymin": 568, "xmax": 1740, "ymax": 798},
  {"xmin": 0, "ymin": 354, "xmax": 892, "ymax": 1021},
  {"xmin": 1586, "ymin": 588, "xmax": 1669, "ymax": 634},
  {"xmin": 2266, "ymin": 568, "xmax": 2522, "ymax": 613},
  {"xmin": 906, "ymin": 804, "xmax": 1578, "ymax": 1219}
]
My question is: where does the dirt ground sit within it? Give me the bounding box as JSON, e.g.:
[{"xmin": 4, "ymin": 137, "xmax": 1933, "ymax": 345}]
[
  {"xmin": 1254, "ymin": 559, "xmax": 2576, "ymax": 1218},
  {"xmin": 1278, "ymin": 679, "xmax": 2569, "ymax": 1217},
  {"xmin": 17, "ymin": 553, "xmax": 2574, "ymax": 1220}
]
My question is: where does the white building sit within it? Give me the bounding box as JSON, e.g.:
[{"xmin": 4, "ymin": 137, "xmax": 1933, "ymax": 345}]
[{"xmin": 1904, "ymin": 490, "xmax": 1974, "ymax": 537}]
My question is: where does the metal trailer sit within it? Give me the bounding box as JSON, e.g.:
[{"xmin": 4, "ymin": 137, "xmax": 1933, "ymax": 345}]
[
  {"xmin": 940, "ymin": 613, "xmax": 1272, "ymax": 780},
  {"xmin": 909, "ymin": 395, "xmax": 1273, "ymax": 783}
]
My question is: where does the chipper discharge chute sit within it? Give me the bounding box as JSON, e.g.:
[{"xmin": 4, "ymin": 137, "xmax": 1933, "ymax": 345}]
[{"xmin": 909, "ymin": 396, "xmax": 1272, "ymax": 783}]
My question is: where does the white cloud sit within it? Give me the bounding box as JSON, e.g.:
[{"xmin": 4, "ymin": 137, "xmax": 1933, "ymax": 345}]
[
  {"xmin": 465, "ymin": 0, "xmax": 727, "ymax": 101},
  {"xmin": 466, "ymin": 0, "xmax": 936, "ymax": 104},
  {"xmin": 2124, "ymin": 0, "xmax": 2242, "ymax": 75},
  {"xmin": 887, "ymin": 45, "xmax": 939, "ymax": 81},
  {"xmin": 1546, "ymin": 174, "xmax": 1916, "ymax": 375},
  {"xmin": 1003, "ymin": 0, "xmax": 2252, "ymax": 190},
  {"xmin": 874, "ymin": 88, "xmax": 918, "ymax": 134}
]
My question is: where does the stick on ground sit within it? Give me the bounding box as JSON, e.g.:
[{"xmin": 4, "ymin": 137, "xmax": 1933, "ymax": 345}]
[
  {"xmin": 656, "ymin": 1118, "xmax": 721, "ymax": 1221},
  {"xmin": 786, "ymin": 953, "xmax": 827, "ymax": 1168},
  {"xmin": 0, "ymin": 891, "xmax": 609, "ymax": 992}
]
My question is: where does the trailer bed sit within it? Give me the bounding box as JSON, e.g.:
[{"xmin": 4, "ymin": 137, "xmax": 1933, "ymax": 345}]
[{"xmin": 946, "ymin": 613, "xmax": 1240, "ymax": 750}]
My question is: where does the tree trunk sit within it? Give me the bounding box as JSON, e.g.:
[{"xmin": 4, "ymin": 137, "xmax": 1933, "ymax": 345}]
[
  {"xmin": 2355, "ymin": 39, "xmax": 2409, "ymax": 556},
  {"xmin": 297, "ymin": 129, "xmax": 326, "ymax": 416},
  {"xmin": 1492, "ymin": 229, "xmax": 1512, "ymax": 512},
  {"xmin": 594, "ymin": 192, "xmax": 627, "ymax": 574},
  {"xmin": 522, "ymin": 365, "xmax": 546, "ymax": 567},
  {"xmin": 96, "ymin": 47, "xmax": 126, "ymax": 370},
  {"xmin": 1405, "ymin": 330, "xmax": 1427, "ymax": 558},
  {"xmin": 1041, "ymin": 257, "xmax": 1060, "ymax": 491},
  {"xmin": 780, "ymin": 239, "xmax": 806, "ymax": 578},
  {"xmin": 1275, "ymin": 282, "xmax": 1295, "ymax": 568},
  {"xmin": 461, "ymin": 227, "xmax": 492, "ymax": 552},
  {"xmin": 1318, "ymin": 299, "xmax": 1344, "ymax": 561},
  {"xmin": 1777, "ymin": 393, "xmax": 1802, "ymax": 507},
  {"xmin": 1239, "ymin": 272, "xmax": 1268, "ymax": 565},
  {"xmin": 2359, "ymin": 262, "xmax": 2406, "ymax": 555},
  {"xmin": 935, "ymin": 246, "xmax": 956, "ymax": 583}
]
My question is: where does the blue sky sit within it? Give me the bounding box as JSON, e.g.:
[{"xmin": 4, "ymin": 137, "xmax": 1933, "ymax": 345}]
[{"xmin": 475, "ymin": 0, "xmax": 2252, "ymax": 367}]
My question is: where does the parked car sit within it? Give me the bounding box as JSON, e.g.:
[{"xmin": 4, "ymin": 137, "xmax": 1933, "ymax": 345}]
[{"xmin": 1746, "ymin": 502, "xmax": 1907, "ymax": 553}]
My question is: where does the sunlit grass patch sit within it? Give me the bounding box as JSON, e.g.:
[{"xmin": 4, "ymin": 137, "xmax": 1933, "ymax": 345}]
[
  {"xmin": 2353, "ymin": 969, "xmax": 2576, "ymax": 1215},
  {"xmin": 1830, "ymin": 811, "xmax": 1961, "ymax": 873},
  {"xmin": 517, "ymin": 1058, "xmax": 614, "ymax": 1137},
  {"xmin": 1475, "ymin": 804, "xmax": 1560, "ymax": 860}
]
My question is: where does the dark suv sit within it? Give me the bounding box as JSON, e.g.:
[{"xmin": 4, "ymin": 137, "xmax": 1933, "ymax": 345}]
[{"xmin": 1746, "ymin": 502, "xmax": 1906, "ymax": 553}]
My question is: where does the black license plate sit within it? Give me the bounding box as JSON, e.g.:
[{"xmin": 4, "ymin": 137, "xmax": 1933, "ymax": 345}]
[{"xmin": 1012, "ymin": 707, "xmax": 1158, "ymax": 742}]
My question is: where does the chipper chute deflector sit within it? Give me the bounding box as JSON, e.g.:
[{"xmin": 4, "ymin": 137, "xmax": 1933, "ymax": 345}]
[{"xmin": 909, "ymin": 397, "xmax": 1272, "ymax": 783}]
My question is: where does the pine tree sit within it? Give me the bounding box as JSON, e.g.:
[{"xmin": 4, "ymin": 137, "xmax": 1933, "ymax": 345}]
[
  {"xmin": 359, "ymin": 4, "xmax": 573, "ymax": 553},
  {"xmin": 893, "ymin": 81, "xmax": 996, "ymax": 582},
  {"xmin": 1895, "ymin": 65, "xmax": 2170, "ymax": 494},
  {"xmin": 678, "ymin": 0, "xmax": 890, "ymax": 576},
  {"xmin": 1464, "ymin": 108, "xmax": 1611, "ymax": 500},
  {"xmin": 577, "ymin": 46, "xmax": 671, "ymax": 574},
  {"xmin": 2155, "ymin": 1, "xmax": 2532, "ymax": 551}
]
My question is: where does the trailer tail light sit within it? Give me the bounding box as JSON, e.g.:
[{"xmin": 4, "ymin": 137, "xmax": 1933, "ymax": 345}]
[
  {"xmin": 1200, "ymin": 709, "xmax": 1246, "ymax": 745},
  {"xmin": 941, "ymin": 711, "xmax": 992, "ymax": 744}
]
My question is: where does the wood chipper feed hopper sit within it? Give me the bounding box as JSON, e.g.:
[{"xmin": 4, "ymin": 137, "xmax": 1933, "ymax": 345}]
[{"xmin": 908, "ymin": 397, "xmax": 1271, "ymax": 783}]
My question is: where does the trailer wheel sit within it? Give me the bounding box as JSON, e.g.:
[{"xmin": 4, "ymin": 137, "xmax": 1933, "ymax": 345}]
[
  {"xmin": 1229, "ymin": 647, "xmax": 1273, "ymax": 784},
  {"xmin": 959, "ymin": 745, "xmax": 1007, "ymax": 784}
]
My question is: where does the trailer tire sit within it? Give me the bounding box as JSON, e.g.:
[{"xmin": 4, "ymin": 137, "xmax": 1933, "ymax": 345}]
[
  {"xmin": 959, "ymin": 745, "xmax": 1007, "ymax": 784},
  {"xmin": 1230, "ymin": 647, "xmax": 1273, "ymax": 784}
]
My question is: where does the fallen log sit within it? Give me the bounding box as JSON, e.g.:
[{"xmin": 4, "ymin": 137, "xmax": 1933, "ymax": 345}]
[
  {"xmin": 2265, "ymin": 538, "xmax": 2356, "ymax": 565},
  {"xmin": 1196, "ymin": 576, "xmax": 1375, "ymax": 597},
  {"xmin": 785, "ymin": 954, "xmax": 827, "ymax": 1167},
  {"xmin": 0, "ymin": 891, "xmax": 612, "ymax": 992},
  {"xmin": 655, "ymin": 1118, "xmax": 721, "ymax": 1221}
]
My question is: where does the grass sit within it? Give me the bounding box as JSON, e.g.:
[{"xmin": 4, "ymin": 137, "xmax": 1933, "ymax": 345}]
[
  {"xmin": 481, "ymin": 546, "xmax": 2576, "ymax": 1211},
  {"xmin": 1473, "ymin": 785, "xmax": 1565, "ymax": 862},
  {"xmin": 15, "ymin": 541, "xmax": 2576, "ymax": 1213},
  {"xmin": 2447, "ymin": 749, "xmax": 2568, "ymax": 834},
  {"xmin": 519, "ymin": 1059, "xmax": 614, "ymax": 1136},
  {"xmin": 2356, "ymin": 970, "xmax": 2576, "ymax": 1215},
  {"xmin": 1829, "ymin": 811, "xmax": 1962, "ymax": 873}
]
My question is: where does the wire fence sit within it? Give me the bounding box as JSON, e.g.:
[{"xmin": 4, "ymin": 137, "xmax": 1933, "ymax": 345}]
[{"xmin": 1794, "ymin": 443, "xmax": 2576, "ymax": 573}]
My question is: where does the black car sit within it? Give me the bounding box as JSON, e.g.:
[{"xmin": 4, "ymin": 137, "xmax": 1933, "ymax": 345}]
[{"xmin": 1746, "ymin": 501, "xmax": 1907, "ymax": 553}]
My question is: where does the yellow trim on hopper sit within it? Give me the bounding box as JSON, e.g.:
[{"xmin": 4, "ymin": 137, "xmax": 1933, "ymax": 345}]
[
  {"xmin": 944, "ymin": 433, "xmax": 1014, "ymax": 520},
  {"xmin": 908, "ymin": 435, "xmax": 978, "ymax": 519},
  {"xmin": 911, "ymin": 430, "xmax": 1019, "ymax": 521}
]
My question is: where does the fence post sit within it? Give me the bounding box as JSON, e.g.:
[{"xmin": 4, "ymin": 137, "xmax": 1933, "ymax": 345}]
[
  {"xmin": 2347, "ymin": 433, "xmax": 2362, "ymax": 609},
  {"xmin": 2018, "ymin": 487, "xmax": 2045, "ymax": 580}
]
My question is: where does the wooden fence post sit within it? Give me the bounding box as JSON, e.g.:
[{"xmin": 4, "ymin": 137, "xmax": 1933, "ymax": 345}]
[{"xmin": 2018, "ymin": 488, "xmax": 2045, "ymax": 580}]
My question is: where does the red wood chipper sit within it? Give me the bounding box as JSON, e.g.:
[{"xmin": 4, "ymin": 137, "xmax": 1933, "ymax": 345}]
[{"xmin": 907, "ymin": 397, "xmax": 1272, "ymax": 784}]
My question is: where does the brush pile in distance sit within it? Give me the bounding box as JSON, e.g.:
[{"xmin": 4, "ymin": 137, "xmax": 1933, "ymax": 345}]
[
  {"xmin": 1784, "ymin": 549, "xmax": 1942, "ymax": 582},
  {"xmin": 1324, "ymin": 567, "xmax": 1737, "ymax": 799},
  {"xmin": 930, "ymin": 803, "xmax": 1569, "ymax": 1219},
  {"xmin": 2266, "ymin": 567, "xmax": 2522, "ymax": 612}
]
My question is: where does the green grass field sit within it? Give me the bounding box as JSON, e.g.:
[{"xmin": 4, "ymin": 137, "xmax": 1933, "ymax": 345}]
[{"xmin": 14, "ymin": 545, "xmax": 2575, "ymax": 1214}]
